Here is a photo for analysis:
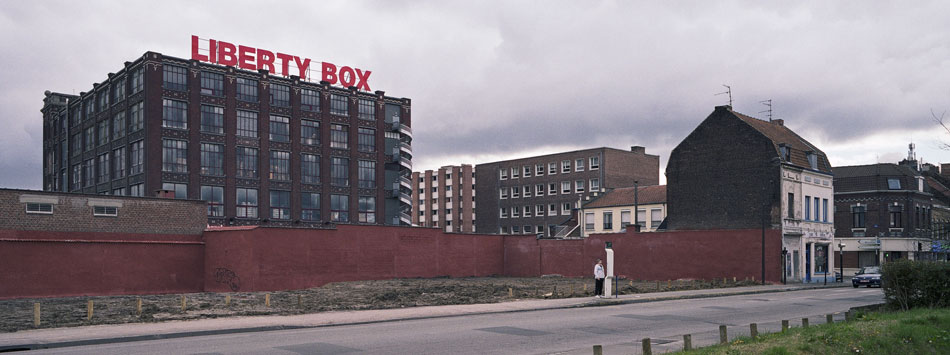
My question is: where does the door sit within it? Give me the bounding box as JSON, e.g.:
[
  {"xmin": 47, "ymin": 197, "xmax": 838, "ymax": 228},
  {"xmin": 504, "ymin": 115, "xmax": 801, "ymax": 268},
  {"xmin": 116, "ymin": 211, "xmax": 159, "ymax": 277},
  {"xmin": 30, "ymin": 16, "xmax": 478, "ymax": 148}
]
[{"xmin": 805, "ymin": 245, "xmax": 811, "ymax": 282}]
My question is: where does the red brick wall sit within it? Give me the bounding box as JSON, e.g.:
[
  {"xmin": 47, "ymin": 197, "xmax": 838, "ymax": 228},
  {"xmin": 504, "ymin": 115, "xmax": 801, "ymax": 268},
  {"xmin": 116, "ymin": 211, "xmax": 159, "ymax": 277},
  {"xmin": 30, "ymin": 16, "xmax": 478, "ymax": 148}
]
[{"xmin": 0, "ymin": 229, "xmax": 204, "ymax": 299}]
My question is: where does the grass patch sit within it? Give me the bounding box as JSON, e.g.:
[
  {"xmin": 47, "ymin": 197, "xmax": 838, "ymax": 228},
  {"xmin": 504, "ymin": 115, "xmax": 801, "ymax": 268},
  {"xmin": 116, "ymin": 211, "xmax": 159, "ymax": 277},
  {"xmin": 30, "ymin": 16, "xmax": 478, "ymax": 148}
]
[{"xmin": 677, "ymin": 308, "xmax": 950, "ymax": 354}]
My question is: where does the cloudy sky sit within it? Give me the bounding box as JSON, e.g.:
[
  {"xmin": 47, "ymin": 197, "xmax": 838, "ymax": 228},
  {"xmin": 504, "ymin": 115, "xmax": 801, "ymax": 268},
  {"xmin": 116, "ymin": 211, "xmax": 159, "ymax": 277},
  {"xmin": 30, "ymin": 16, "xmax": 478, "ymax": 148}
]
[{"xmin": 1, "ymin": 1, "xmax": 948, "ymax": 189}]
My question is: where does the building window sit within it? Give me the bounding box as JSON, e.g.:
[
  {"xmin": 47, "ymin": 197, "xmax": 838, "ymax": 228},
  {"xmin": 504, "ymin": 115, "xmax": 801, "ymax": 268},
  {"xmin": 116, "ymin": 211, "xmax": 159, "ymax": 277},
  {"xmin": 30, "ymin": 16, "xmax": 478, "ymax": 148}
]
[
  {"xmin": 562, "ymin": 203, "xmax": 572, "ymax": 215},
  {"xmin": 26, "ymin": 203, "xmax": 53, "ymax": 214},
  {"xmin": 358, "ymin": 128, "xmax": 375, "ymax": 152},
  {"xmin": 330, "ymin": 94, "xmax": 348, "ymax": 116},
  {"xmin": 359, "ymin": 196, "xmax": 376, "ymax": 223},
  {"xmin": 636, "ymin": 210, "xmax": 646, "ymax": 228},
  {"xmin": 129, "ymin": 102, "xmax": 143, "ymax": 132},
  {"xmin": 236, "ymin": 110, "xmax": 258, "ymax": 138},
  {"xmin": 331, "ymin": 194, "xmax": 349, "ymax": 222},
  {"xmin": 331, "ymin": 157, "xmax": 349, "ymax": 186},
  {"xmin": 851, "ymin": 205, "xmax": 866, "ymax": 228},
  {"xmin": 112, "ymin": 147, "xmax": 126, "ymax": 179},
  {"xmin": 500, "ymin": 207, "xmax": 509, "ymax": 218},
  {"xmin": 561, "ymin": 181, "xmax": 571, "ymax": 194},
  {"xmin": 549, "ymin": 162, "xmax": 557, "ymax": 174},
  {"xmin": 536, "ymin": 184, "xmax": 544, "ymax": 196},
  {"xmin": 85, "ymin": 100, "xmax": 95, "ymax": 117},
  {"xmin": 93, "ymin": 206, "xmax": 118, "ymax": 217},
  {"xmin": 807, "ymin": 153, "xmax": 818, "ymax": 169},
  {"xmin": 548, "ymin": 183, "xmax": 557, "ymax": 195},
  {"xmin": 887, "ymin": 178, "xmax": 901, "ymax": 190},
  {"xmin": 499, "ymin": 169, "xmax": 508, "ymax": 180},
  {"xmin": 301, "ymin": 89, "xmax": 320, "ymax": 112},
  {"xmin": 236, "ymin": 188, "xmax": 258, "ymax": 218},
  {"xmin": 804, "ymin": 196, "xmax": 811, "ymax": 221},
  {"xmin": 561, "ymin": 160, "xmax": 571, "ymax": 173},
  {"xmin": 585, "ymin": 212, "xmax": 595, "ymax": 230},
  {"xmin": 97, "ymin": 91, "xmax": 109, "ymax": 111},
  {"xmin": 330, "ymin": 124, "xmax": 348, "ymax": 149},
  {"xmin": 236, "ymin": 147, "xmax": 259, "ymax": 178},
  {"xmin": 269, "ymin": 115, "xmax": 290, "ymax": 142},
  {"xmin": 536, "ymin": 164, "xmax": 545, "ymax": 176},
  {"xmin": 536, "ymin": 204, "xmax": 545, "ymax": 216},
  {"xmin": 162, "ymin": 65, "xmax": 188, "ymax": 91},
  {"xmin": 269, "ymin": 190, "xmax": 290, "ymax": 220},
  {"xmin": 603, "ymin": 211, "xmax": 613, "ymax": 230},
  {"xmin": 162, "ymin": 99, "xmax": 188, "ymax": 129},
  {"xmin": 549, "ymin": 204, "xmax": 557, "ymax": 215},
  {"xmin": 575, "ymin": 158, "xmax": 585, "ymax": 171},
  {"xmin": 511, "ymin": 167, "xmax": 519, "ymax": 179},
  {"xmin": 620, "ymin": 210, "xmax": 631, "ymax": 227},
  {"xmin": 821, "ymin": 199, "xmax": 828, "ymax": 222},
  {"xmin": 590, "ymin": 156, "xmax": 600, "ymax": 169},
  {"xmin": 358, "ymin": 160, "xmax": 376, "ymax": 188},
  {"xmin": 162, "ymin": 182, "xmax": 187, "ymax": 199},
  {"xmin": 590, "ymin": 178, "xmax": 600, "ymax": 191},
  {"xmin": 889, "ymin": 205, "xmax": 902, "ymax": 228},
  {"xmin": 500, "ymin": 187, "xmax": 509, "ymax": 199},
  {"xmin": 787, "ymin": 193, "xmax": 794, "ymax": 219},
  {"xmin": 575, "ymin": 180, "xmax": 585, "ymax": 193},
  {"xmin": 83, "ymin": 159, "xmax": 95, "ymax": 187},
  {"xmin": 113, "ymin": 112, "xmax": 126, "ymax": 139},
  {"xmin": 97, "ymin": 119, "xmax": 110, "ymax": 146},
  {"xmin": 523, "ymin": 165, "xmax": 532, "ymax": 177},
  {"xmin": 200, "ymin": 105, "xmax": 224, "ymax": 134},
  {"xmin": 200, "ymin": 143, "xmax": 224, "ymax": 176},
  {"xmin": 301, "ymin": 153, "xmax": 320, "ymax": 184},
  {"xmin": 651, "ymin": 209, "xmax": 663, "ymax": 228},
  {"xmin": 270, "ymin": 84, "xmax": 290, "ymax": 107},
  {"xmin": 302, "ymin": 192, "xmax": 321, "ymax": 221},
  {"xmin": 301, "ymin": 120, "xmax": 320, "ymax": 145},
  {"xmin": 131, "ymin": 67, "xmax": 144, "ymax": 94},
  {"xmin": 71, "ymin": 134, "xmax": 81, "ymax": 156},
  {"xmin": 71, "ymin": 164, "xmax": 81, "ymax": 190},
  {"xmin": 358, "ymin": 99, "xmax": 375, "ymax": 120},
  {"xmin": 814, "ymin": 197, "xmax": 820, "ymax": 222},
  {"xmin": 84, "ymin": 126, "xmax": 94, "ymax": 151},
  {"xmin": 112, "ymin": 188, "xmax": 126, "ymax": 196},
  {"xmin": 130, "ymin": 140, "xmax": 144, "ymax": 175},
  {"xmin": 511, "ymin": 186, "xmax": 520, "ymax": 198},
  {"xmin": 97, "ymin": 153, "xmax": 110, "ymax": 184},
  {"xmin": 162, "ymin": 139, "xmax": 188, "ymax": 173},
  {"xmin": 201, "ymin": 185, "xmax": 224, "ymax": 217},
  {"xmin": 129, "ymin": 183, "xmax": 143, "ymax": 197},
  {"xmin": 112, "ymin": 77, "xmax": 125, "ymax": 102},
  {"xmin": 270, "ymin": 150, "xmax": 290, "ymax": 181},
  {"xmin": 236, "ymin": 77, "xmax": 258, "ymax": 102},
  {"xmin": 523, "ymin": 205, "xmax": 531, "ymax": 217},
  {"xmin": 780, "ymin": 145, "xmax": 790, "ymax": 161},
  {"xmin": 200, "ymin": 71, "xmax": 224, "ymax": 96},
  {"xmin": 522, "ymin": 185, "xmax": 530, "ymax": 197}
]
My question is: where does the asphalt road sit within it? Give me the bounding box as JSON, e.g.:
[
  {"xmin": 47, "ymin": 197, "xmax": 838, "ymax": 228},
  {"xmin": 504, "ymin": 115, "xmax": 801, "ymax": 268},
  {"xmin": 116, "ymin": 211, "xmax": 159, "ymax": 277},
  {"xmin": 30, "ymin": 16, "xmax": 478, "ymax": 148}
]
[{"xmin": 29, "ymin": 287, "xmax": 883, "ymax": 355}]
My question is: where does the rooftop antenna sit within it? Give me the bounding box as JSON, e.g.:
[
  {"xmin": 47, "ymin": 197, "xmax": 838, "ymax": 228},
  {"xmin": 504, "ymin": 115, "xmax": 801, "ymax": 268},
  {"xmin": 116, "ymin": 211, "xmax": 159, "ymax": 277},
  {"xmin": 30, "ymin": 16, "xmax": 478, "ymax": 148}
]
[
  {"xmin": 759, "ymin": 99, "xmax": 772, "ymax": 122},
  {"xmin": 715, "ymin": 85, "xmax": 732, "ymax": 107},
  {"xmin": 908, "ymin": 142, "xmax": 916, "ymax": 161}
]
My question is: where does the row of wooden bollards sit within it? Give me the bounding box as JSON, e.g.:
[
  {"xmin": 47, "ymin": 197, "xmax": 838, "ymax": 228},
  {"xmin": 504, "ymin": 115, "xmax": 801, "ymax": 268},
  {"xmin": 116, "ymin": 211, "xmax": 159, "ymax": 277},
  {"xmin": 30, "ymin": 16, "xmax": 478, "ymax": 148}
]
[
  {"xmin": 590, "ymin": 312, "xmax": 851, "ymax": 354},
  {"xmin": 29, "ymin": 293, "xmax": 300, "ymax": 327}
]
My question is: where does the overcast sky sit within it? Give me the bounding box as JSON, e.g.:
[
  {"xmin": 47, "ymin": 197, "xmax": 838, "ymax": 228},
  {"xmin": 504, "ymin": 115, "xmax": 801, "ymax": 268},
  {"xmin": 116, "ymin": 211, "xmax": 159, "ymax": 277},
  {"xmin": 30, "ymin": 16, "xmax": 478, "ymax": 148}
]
[{"xmin": 1, "ymin": 1, "xmax": 948, "ymax": 189}]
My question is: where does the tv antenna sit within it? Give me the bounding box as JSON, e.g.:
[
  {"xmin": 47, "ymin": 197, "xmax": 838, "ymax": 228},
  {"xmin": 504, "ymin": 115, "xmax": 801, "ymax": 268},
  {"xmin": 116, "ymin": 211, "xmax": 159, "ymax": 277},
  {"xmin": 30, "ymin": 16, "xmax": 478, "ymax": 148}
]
[
  {"xmin": 759, "ymin": 99, "xmax": 772, "ymax": 122},
  {"xmin": 715, "ymin": 85, "xmax": 732, "ymax": 106}
]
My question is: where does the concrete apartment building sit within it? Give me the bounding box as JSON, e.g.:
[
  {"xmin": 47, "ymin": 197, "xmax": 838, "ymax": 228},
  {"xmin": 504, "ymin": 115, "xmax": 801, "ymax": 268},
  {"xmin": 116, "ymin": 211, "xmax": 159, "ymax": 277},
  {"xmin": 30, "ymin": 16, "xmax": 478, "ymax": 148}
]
[
  {"xmin": 40, "ymin": 50, "xmax": 413, "ymax": 227},
  {"xmin": 667, "ymin": 105, "xmax": 835, "ymax": 283},
  {"xmin": 411, "ymin": 165, "xmax": 477, "ymax": 232},
  {"xmin": 475, "ymin": 146, "xmax": 660, "ymax": 236},
  {"xmin": 579, "ymin": 185, "xmax": 667, "ymax": 236}
]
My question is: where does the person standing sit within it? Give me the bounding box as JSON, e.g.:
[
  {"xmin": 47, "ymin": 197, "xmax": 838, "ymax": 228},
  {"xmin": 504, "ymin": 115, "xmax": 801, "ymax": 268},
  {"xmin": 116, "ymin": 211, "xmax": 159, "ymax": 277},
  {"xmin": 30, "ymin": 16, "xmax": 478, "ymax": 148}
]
[{"xmin": 594, "ymin": 259, "xmax": 605, "ymax": 298}]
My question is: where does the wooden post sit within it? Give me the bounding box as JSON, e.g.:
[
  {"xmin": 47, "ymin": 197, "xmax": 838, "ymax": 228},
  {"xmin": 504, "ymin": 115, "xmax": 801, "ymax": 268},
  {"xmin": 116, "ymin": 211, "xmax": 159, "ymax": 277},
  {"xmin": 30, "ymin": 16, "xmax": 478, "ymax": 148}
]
[
  {"xmin": 719, "ymin": 325, "xmax": 728, "ymax": 344},
  {"xmin": 592, "ymin": 345, "xmax": 602, "ymax": 355},
  {"xmin": 723, "ymin": 277, "xmax": 727, "ymax": 284},
  {"xmin": 181, "ymin": 295, "xmax": 186, "ymax": 312},
  {"xmin": 827, "ymin": 314, "xmax": 834, "ymax": 324},
  {"xmin": 683, "ymin": 334, "xmax": 692, "ymax": 351},
  {"xmin": 584, "ymin": 284, "xmax": 588, "ymax": 293},
  {"xmin": 33, "ymin": 303, "xmax": 40, "ymax": 327},
  {"xmin": 802, "ymin": 317, "xmax": 809, "ymax": 328},
  {"xmin": 750, "ymin": 323, "xmax": 758, "ymax": 338},
  {"xmin": 136, "ymin": 298, "xmax": 142, "ymax": 316},
  {"xmin": 571, "ymin": 284, "xmax": 574, "ymax": 296},
  {"xmin": 667, "ymin": 280, "xmax": 671, "ymax": 288},
  {"xmin": 782, "ymin": 320, "xmax": 789, "ymax": 332},
  {"xmin": 298, "ymin": 295, "xmax": 302, "ymax": 307},
  {"xmin": 508, "ymin": 287, "xmax": 513, "ymax": 297},
  {"xmin": 733, "ymin": 276, "xmax": 736, "ymax": 282},
  {"xmin": 265, "ymin": 293, "xmax": 271, "ymax": 307},
  {"xmin": 553, "ymin": 285, "xmax": 557, "ymax": 298},
  {"xmin": 655, "ymin": 280, "xmax": 659, "ymax": 290},
  {"xmin": 225, "ymin": 295, "xmax": 231, "ymax": 306},
  {"xmin": 87, "ymin": 300, "xmax": 94, "ymax": 320},
  {"xmin": 642, "ymin": 338, "xmax": 652, "ymax": 355}
]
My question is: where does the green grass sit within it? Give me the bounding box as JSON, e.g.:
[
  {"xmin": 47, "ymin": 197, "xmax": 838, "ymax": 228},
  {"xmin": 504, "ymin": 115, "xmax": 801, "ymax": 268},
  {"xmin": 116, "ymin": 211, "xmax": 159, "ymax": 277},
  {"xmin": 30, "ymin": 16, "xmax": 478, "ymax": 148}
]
[{"xmin": 677, "ymin": 308, "xmax": 950, "ymax": 354}]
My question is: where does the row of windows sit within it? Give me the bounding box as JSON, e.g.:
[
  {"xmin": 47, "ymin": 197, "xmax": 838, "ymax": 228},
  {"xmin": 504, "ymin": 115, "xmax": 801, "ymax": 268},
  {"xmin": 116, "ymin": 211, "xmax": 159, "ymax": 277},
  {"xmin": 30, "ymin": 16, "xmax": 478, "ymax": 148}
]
[
  {"xmin": 24, "ymin": 203, "xmax": 118, "ymax": 217},
  {"xmin": 161, "ymin": 139, "xmax": 375, "ymax": 186},
  {"xmin": 69, "ymin": 102, "xmax": 144, "ymax": 155},
  {"xmin": 500, "ymin": 203, "xmax": 574, "ymax": 218},
  {"xmin": 163, "ymin": 66, "xmax": 380, "ymax": 119},
  {"xmin": 67, "ymin": 68, "xmax": 144, "ymax": 128},
  {"xmin": 498, "ymin": 157, "xmax": 600, "ymax": 181},
  {"xmin": 499, "ymin": 179, "xmax": 600, "ymax": 199},
  {"xmin": 69, "ymin": 141, "xmax": 144, "ymax": 190},
  {"xmin": 803, "ymin": 196, "xmax": 829, "ymax": 223},
  {"xmin": 170, "ymin": 184, "xmax": 376, "ymax": 223},
  {"xmin": 851, "ymin": 204, "xmax": 932, "ymax": 229},
  {"xmin": 584, "ymin": 209, "xmax": 661, "ymax": 231},
  {"xmin": 499, "ymin": 225, "xmax": 549, "ymax": 235}
]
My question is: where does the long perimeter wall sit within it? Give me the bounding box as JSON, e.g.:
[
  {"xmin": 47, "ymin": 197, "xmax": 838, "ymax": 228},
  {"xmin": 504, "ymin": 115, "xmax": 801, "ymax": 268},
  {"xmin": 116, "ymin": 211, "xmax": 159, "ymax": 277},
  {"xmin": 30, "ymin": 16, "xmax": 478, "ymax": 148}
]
[{"xmin": 1, "ymin": 226, "xmax": 782, "ymax": 299}]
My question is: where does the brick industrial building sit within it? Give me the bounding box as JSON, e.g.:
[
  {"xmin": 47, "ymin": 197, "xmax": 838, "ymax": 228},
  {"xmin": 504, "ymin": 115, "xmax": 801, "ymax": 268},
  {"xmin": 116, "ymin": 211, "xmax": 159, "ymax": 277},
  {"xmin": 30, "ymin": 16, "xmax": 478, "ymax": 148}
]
[
  {"xmin": 474, "ymin": 146, "xmax": 660, "ymax": 236},
  {"xmin": 40, "ymin": 50, "xmax": 413, "ymax": 227},
  {"xmin": 411, "ymin": 165, "xmax": 477, "ymax": 232},
  {"xmin": 667, "ymin": 106, "xmax": 835, "ymax": 283}
]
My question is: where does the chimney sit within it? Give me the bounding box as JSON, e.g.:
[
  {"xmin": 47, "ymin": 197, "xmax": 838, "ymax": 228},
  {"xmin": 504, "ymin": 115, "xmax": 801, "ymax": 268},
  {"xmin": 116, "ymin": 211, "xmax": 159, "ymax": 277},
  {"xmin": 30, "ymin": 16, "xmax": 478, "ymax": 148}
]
[
  {"xmin": 773, "ymin": 119, "xmax": 784, "ymax": 126},
  {"xmin": 154, "ymin": 189, "xmax": 175, "ymax": 199},
  {"xmin": 630, "ymin": 146, "xmax": 645, "ymax": 154}
]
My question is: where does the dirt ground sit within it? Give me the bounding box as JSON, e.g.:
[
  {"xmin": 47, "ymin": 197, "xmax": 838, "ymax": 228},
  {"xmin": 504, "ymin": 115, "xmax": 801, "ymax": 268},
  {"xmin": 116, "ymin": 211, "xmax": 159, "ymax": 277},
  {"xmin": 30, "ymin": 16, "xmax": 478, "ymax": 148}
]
[{"xmin": 0, "ymin": 276, "xmax": 758, "ymax": 333}]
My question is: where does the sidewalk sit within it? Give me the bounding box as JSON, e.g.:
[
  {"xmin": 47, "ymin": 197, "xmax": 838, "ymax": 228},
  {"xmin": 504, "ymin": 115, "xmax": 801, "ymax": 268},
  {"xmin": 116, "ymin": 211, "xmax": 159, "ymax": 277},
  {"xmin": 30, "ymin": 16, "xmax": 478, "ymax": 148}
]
[{"xmin": 0, "ymin": 282, "xmax": 847, "ymax": 351}]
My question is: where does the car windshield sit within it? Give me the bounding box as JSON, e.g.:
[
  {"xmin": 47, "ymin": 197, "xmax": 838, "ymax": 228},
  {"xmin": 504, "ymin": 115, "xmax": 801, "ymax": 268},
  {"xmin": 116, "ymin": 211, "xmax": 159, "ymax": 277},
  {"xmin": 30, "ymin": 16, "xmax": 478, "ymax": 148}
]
[{"xmin": 859, "ymin": 267, "xmax": 880, "ymax": 274}]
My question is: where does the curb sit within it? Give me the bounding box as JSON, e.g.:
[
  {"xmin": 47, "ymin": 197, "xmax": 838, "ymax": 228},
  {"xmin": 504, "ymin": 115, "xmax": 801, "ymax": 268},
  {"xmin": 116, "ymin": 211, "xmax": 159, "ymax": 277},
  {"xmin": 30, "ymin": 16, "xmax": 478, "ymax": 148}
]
[{"xmin": 0, "ymin": 284, "xmax": 850, "ymax": 352}]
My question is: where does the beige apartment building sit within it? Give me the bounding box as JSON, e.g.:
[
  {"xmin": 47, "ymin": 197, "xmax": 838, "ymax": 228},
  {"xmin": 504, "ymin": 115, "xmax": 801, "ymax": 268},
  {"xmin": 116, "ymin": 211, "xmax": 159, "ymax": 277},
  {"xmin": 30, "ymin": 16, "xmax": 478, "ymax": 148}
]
[
  {"xmin": 580, "ymin": 185, "xmax": 666, "ymax": 236},
  {"xmin": 411, "ymin": 165, "xmax": 476, "ymax": 232}
]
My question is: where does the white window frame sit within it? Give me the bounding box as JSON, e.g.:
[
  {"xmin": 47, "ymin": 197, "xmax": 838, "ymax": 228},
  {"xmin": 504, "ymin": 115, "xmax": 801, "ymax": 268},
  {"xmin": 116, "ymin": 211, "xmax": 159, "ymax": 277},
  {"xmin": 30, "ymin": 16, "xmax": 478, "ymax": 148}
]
[
  {"xmin": 499, "ymin": 187, "xmax": 508, "ymax": 199},
  {"xmin": 536, "ymin": 164, "xmax": 545, "ymax": 176},
  {"xmin": 499, "ymin": 169, "xmax": 508, "ymax": 180},
  {"xmin": 575, "ymin": 158, "xmax": 585, "ymax": 171},
  {"xmin": 589, "ymin": 156, "xmax": 600, "ymax": 169},
  {"xmin": 512, "ymin": 206, "xmax": 520, "ymax": 218},
  {"xmin": 93, "ymin": 205, "xmax": 118, "ymax": 217},
  {"xmin": 523, "ymin": 165, "xmax": 531, "ymax": 177},
  {"xmin": 548, "ymin": 183, "xmax": 557, "ymax": 195},
  {"xmin": 500, "ymin": 207, "xmax": 508, "ymax": 218},
  {"xmin": 562, "ymin": 203, "xmax": 572, "ymax": 215},
  {"xmin": 575, "ymin": 180, "xmax": 585, "ymax": 193},
  {"xmin": 25, "ymin": 203, "xmax": 53, "ymax": 214},
  {"xmin": 548, "ymin": 162, "xmax": 557, "ymax": 174},
  {"xmin": 536, "ymin": 184, "xmax": 545, "ymax": 196},
  {"xmin": 524, "ymin": 205, "xmax": 532, "ymax": 217},
  {"xmin": 590, "ymin": 178, "xmax": 600, "ymax": 191},
  {"xmin": 511, "ymin": 167, "xmax": 519, "ymax": 179},
  {"xmin": 536, "ymin": 204, "xmax": 545, "ymax": 216},
  {"xmin": 512, "ymin": 187, "xmax": 520, "ymax": 198},
  {"xmin": 561, "ymin": 181, "xmax": 571, "ymax": 194},
  {"xmin": 561, "ymin": 160, "xmax": 571, "ymax": 173},
  {"xmin": 523, "ymin": 185, "xmax": 531, "ymax": 197}
]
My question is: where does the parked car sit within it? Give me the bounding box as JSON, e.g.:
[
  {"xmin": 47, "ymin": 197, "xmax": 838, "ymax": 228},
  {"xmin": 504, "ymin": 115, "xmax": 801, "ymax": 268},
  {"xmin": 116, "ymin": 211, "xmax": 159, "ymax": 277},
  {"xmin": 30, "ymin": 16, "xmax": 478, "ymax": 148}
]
[{"xmin": 851, "ymin": 266, "xmax": 882, "ymax": 288}]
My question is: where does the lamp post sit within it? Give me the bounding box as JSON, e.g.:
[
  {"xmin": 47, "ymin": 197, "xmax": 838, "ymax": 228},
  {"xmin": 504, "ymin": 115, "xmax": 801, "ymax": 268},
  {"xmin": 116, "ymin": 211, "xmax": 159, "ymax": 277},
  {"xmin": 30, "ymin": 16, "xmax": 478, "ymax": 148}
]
[
  {"xmin": 781, "ymin": 247, "xmax": 788, "ymax": 285},
  {"xmin": 838, "ymin": 242, "xmax": 846, "ymax": 283}
]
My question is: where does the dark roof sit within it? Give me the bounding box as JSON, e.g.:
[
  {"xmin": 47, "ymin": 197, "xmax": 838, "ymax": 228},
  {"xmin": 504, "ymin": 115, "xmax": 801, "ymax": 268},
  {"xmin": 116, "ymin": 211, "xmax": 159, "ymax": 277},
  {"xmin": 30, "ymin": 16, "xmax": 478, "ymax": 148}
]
[
  {"xmin": 584, "ymin": 185, "xmax": 666, "ymax": 208},
  {"xmin": 832, "ymin": 163, "xmax": 919, "ymax": 179},
  {"xmin": 728, "ymin": 107, "xmax": 833, "ymax": 173}
]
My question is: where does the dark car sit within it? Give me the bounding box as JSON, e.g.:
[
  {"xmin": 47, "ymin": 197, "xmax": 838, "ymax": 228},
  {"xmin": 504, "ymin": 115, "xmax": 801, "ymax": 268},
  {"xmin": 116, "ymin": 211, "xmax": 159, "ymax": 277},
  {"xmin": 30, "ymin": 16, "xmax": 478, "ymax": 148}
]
[{"xmin": 851, "ymin": 266, "xmax": 882, "ymax": 288}]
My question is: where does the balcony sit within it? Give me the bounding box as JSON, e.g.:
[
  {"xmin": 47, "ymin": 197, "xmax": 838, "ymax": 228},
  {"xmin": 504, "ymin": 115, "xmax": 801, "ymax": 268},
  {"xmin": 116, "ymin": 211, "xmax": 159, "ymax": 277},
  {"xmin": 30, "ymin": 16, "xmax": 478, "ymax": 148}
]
[
  {"xmin": 399, "ymin": 141, "xmax": 412, "ymax": 156},
  {"xmin": 398, "ymin": 154, "xmax": 412, "ymax": 170},
  {"xmin": 399, "ymin": 176, "xmax": 412, "ymax": 190},
  {"xmin": 399, "ymin": 192, "xmax": 412, "ymax": 206},
  {"xmin": 782, "ymin": 218, "xmax": 803, "ymax": 235}
]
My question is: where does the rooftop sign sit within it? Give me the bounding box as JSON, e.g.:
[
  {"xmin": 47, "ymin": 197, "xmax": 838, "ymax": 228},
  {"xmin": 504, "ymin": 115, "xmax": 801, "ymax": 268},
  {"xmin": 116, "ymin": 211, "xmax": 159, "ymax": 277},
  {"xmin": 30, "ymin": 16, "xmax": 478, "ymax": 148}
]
[{"xmin": 190, "ymin": 35, "xmax": 372, "ymax": 91}]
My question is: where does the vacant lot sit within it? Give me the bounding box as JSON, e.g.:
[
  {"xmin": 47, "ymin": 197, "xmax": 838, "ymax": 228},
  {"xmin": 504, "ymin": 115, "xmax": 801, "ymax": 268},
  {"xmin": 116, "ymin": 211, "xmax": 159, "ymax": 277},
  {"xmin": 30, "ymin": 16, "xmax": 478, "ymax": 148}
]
[{"xmin": 2, "ymin": 276, "xmax": 758, "ymax": 332}]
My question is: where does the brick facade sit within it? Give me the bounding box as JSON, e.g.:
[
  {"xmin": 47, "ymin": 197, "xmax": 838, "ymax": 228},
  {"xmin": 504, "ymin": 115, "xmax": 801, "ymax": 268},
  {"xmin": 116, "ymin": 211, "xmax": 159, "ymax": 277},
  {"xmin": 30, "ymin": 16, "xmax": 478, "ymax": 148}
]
[{"xmin": 411, "ymin": 165, "xmax": 477, "ymax": 232}]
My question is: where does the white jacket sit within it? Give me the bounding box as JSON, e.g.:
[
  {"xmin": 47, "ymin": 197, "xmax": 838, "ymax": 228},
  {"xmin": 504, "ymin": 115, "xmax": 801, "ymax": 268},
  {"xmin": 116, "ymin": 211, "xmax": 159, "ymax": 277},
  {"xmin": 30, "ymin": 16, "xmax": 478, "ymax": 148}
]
[{"xmin": 594, "ymin": 264, "xmax": 605, "ymax": 279}]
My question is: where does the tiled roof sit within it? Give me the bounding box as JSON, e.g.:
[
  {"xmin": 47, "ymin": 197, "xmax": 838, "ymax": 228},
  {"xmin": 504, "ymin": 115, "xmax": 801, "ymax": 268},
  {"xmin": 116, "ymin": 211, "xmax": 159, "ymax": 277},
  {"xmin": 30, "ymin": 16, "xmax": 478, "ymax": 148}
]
[
  {"xmin": 729, "ymin": 108, "xmax": 833, "ymax": 173},
  {"xmin": 584, "ymin": 185, "xmax": 666, "ymax": 208},
  {"xmin": 832, "ymin": 164, "xmax": 918, "ymax": 179}
]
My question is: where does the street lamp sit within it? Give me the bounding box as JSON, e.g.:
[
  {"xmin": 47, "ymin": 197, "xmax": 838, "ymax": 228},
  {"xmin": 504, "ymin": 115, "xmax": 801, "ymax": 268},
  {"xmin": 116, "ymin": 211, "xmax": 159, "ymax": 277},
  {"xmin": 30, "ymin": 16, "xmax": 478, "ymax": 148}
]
[
  {"xmin": 838, "ymin": 242, "xmax": 846, "ymax": 283},
  {"xmin": 781, "ymin": 247, "xmax": 788, "ymax": 285}
]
